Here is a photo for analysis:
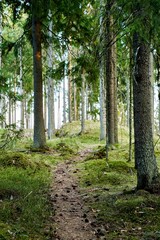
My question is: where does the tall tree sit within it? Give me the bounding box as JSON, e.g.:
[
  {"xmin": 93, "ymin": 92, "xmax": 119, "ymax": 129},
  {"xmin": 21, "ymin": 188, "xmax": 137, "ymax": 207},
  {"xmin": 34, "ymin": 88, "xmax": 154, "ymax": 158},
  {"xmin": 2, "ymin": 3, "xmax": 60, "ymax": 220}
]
[
  {"xmin": 105, "ymin": 0, "xmax": 118, "ymax": 145},
  {"xmin": 133, "ymin": 32, "xmax": 158, "ymax": 190},
  {"xmin": 32, "ymin": 0, "xmax": 46, "ymax": 148}
]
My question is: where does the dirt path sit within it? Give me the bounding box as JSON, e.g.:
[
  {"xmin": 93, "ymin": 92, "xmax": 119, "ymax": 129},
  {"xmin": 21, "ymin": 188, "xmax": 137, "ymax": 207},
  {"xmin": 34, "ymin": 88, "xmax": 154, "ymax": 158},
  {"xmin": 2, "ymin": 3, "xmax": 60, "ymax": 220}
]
[{"xmin": 50, "ymin": 150, "xmax": 98, "ymax": 240}]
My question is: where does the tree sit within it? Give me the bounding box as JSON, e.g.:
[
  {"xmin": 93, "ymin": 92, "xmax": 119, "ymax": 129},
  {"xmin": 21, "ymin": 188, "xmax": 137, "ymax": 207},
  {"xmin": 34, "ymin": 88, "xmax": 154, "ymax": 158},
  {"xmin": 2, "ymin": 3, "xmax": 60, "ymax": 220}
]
[
  {"xmin": 32, "ymin": 0, "xmax": 46, "ymax": 148},
  {"xmin": 133, "ymin": 32, "xmax": 159, "ymax": 190},
  {"xmin": 105, "ymin": 0, "xmax": 118, "ymax": 145}
]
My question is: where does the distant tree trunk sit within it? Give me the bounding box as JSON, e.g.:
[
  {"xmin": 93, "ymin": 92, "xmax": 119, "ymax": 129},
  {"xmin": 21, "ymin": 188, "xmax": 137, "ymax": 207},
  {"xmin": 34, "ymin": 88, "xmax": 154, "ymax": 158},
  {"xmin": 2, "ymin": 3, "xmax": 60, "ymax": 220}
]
[
  {"xmin": 73, "ymin": 82, "xmax": 77, "ymax": 121},
  {"xmin": 47, "ymin": 15, "xmax": 55, "ymax": 139},
  {"xmin": 44, "ymin": 82, "xmax": 47, "ymax": 129},
  {"xmin": 57, "ymin": 85, "xmax": 61, "ymax": 129},
  {"xmin": 113, "ymin": 42, "xmax": 118, "ymax": 143},
  {"xmin": 133, "ymin": 33, "xmax": 159, "ymax": 190},
  {"xmin": 126, "ymin": 79, "xmax": 130, "ymax": 128},
  {"xmin": 8, "ymin": 97, "xmax": 11, "ymax": 125},
  {"xmin": 81, "ymin": 70, "xmax": 85, "ymax": 133},
  {"xmin": 32, "ymin": 11, "xmax": 46, "ymax": 148},
  {"xmin": 128, "ymin": 45, "xmax": 133, "ymax": 162},
  {"xmin": 25, "ymin": 99, "xmax": 29, "ymax": 129},
  {"xmin": 63, "ymin": 75, "xmax": 66, "ymax": 124},
  {"xmin": 13, "ymin": 75, "xmax": 17, "ymax": 124},
  {"xmin": 19, "ymin": 45, "xmax": 25, "ymax": 129},
  {"xmin": 68, "ymin": 49, "xmax": 72, "ymax": 123}
]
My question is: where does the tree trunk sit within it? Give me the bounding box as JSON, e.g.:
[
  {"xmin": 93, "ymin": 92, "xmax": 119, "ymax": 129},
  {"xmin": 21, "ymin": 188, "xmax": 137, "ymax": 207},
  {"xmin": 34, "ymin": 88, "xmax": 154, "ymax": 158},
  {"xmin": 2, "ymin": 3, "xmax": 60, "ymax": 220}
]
[
  {"xmin": 73, "ymin": 82, "xmax": 77, "ymax": 121},
  {"xmin": 57, "ymin": 85, "xmax": 61, "ymax": 129},
  {"xmin": 32, "ymin": 14, "xmax": 46, "ymax": 148},
  {"xmin": 99, "ymin": 0, "xmax": 106, "ymax": 140},
  {"xmin": 149, "ymin": 52, "xmax": 154, "ymax": 135},
  {"xmin": 47, "ymin": 15, "xmax": 55, "ymax": 139},
  {"xmin": 128, "ymin": 45, "xmax": 133, "ymax": 162},
  {"xmin": 105, "ymin": 3, "xmax": 118, "ymax": 145},
  {"xmin": 68, "ymin": 49, "xmax": 72, "ymax": 123},
  {"xmin": 63, "ymin": 75, "xmax": 66, "ymax": 124},
  {"xmin": 19, "ymin": 45, "xmax": 25, "ymax": 129},
  {"xmin": 81, "ymin": 70, "xmax": 85, "ymax": 133},
  {"xmin": 113, "ymin": 42, "xmax": 118, "ymax": 143},
  {"xmin": 133, "ymin": 33, "xmax": 158, "ymax": 190}
]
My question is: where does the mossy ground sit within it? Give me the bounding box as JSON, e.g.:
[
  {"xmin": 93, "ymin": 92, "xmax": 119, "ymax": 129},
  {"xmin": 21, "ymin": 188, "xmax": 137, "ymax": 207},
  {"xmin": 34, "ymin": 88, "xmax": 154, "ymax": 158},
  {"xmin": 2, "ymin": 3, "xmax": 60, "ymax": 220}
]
[
  {"xmin": 0, "ymin": 121, "xmax": 160, "ymax": 239},
  {"xmin": 0, "ymin": 151, "xmax": 55, "ymax": 239}
]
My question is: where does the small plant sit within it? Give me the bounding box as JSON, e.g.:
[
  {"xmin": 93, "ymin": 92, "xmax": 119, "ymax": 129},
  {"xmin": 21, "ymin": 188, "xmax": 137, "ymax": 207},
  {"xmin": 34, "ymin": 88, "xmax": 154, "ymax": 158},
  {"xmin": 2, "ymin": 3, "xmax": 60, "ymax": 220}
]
[{"xmin": 0, "ymin": 123, "xmax": 23, "ymax": 149}]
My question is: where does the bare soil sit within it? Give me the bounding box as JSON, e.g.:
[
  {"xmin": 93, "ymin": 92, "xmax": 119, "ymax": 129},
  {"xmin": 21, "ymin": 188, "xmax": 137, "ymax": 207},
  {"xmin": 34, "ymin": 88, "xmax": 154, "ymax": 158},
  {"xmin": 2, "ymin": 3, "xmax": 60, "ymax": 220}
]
[{"xmin": 50, "ymin": 149, "xmax": 100, "ymax": 240}]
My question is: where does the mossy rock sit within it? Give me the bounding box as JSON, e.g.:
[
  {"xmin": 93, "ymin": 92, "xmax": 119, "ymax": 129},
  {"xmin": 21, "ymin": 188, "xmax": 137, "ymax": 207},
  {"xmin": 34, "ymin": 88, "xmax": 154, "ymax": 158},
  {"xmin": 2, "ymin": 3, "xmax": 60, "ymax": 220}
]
[
  {"xmin": 55, "ymin": 129, "xmax": 68, "ymax": 137},
  {"xmin": 54, "ymin": 142, "xmax": 75, "ymax": 155}
]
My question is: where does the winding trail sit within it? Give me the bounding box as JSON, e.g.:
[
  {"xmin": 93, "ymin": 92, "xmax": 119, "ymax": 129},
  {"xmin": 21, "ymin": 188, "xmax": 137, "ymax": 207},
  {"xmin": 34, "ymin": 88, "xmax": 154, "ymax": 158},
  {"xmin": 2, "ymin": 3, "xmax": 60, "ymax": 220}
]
[{"xmin": 50, "ymin": 150, "xmax": 98, "ymax": 240}]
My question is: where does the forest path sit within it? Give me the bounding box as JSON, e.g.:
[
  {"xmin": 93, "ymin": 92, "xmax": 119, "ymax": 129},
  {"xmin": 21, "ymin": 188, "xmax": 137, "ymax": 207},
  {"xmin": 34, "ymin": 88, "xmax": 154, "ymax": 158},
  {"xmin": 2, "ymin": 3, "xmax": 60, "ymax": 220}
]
[{"xmin": 50, "ymin": 148, "xmax": 99, "ymax": 240}]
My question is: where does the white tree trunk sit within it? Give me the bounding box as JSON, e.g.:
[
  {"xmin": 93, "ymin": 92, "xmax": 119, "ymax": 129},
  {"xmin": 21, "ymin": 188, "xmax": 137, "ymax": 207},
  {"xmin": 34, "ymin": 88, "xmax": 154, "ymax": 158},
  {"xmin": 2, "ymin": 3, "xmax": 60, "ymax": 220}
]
[
  {"xmin": 19, "ymin": 45, "xmax": 25, "ymax": 128},
  {"xmin": 57, "ymin": 85, "xmax": 61, "ymax": 129},
  {"xmin": 47, "ymin": 14, "xmax": 55, "ymax": 139},
  {"xmin": 68, "ymin": 48, "xmax": 72, "ymax": 123},
  {"xmin": 63, "ymin": 53, "xmax": 67, "ymax": 124}
]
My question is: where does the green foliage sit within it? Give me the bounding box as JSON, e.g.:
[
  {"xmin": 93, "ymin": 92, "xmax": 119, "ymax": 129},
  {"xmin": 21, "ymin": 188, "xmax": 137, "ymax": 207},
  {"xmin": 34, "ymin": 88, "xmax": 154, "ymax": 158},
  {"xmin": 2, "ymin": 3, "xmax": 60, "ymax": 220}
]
[{"xmin": 0, "ymin": 124, "xmax": 23, "ymax": 149}]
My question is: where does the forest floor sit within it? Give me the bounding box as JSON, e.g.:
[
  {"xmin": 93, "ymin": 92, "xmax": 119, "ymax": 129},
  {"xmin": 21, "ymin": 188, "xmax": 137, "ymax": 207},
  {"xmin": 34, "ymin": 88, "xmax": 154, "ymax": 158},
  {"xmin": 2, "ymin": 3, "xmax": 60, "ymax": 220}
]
[{"xmin": 1, "ymin": 121, "xmax": 160, "ymax": 239}]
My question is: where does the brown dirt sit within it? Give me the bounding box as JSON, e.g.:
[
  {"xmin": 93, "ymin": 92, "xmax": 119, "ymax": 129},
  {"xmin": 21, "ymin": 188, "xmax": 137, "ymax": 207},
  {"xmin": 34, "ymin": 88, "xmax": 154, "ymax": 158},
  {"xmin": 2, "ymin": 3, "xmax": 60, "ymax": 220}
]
[{"xmin": 50, "ymin": 149, "xmax": 100, "ymax": 240}]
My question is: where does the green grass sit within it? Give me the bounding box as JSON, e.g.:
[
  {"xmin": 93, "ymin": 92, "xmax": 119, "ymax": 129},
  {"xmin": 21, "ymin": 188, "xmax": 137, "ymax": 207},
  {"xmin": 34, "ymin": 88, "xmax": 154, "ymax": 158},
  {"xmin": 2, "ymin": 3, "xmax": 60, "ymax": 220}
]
[{"xmin": 0, "ymin": 152, "xmax": 53, "ymax": 240}]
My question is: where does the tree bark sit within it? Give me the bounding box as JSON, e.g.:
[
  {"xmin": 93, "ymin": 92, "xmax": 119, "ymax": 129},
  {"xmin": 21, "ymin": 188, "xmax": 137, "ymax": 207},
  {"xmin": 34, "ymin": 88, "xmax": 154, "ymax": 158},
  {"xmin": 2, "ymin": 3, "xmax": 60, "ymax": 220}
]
[
  {"xmin": 133, "ymin": 33, "xmax": 158, "ymax": 190},
  {"xmin": 32, "ymin": 15, "xmax": 46, "ymax": 148},
  {"xmin": 149, "ymin": 52, "xmax": 154, "ymax": 134},
  {"xmin": 105, "ymin": 2, "xmax": 118, "ymax": 145}
]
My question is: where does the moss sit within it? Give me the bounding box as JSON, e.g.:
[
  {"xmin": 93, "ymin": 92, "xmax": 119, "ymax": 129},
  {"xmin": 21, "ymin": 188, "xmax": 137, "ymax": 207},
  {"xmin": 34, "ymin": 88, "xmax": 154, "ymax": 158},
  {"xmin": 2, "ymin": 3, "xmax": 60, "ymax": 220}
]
[
  {"xmin": 0, "ymin": 151, "xmax": 51, "ymax": 171},
  {"xmin": 107, "ymin": 160, "xmax": 135, "ymax": 173},
  {"xmin": 54, "ymin": 142, "xmax": 75, "ymax": 155},
  {"xmin": 0, "ymin": 151, "xmax": 34, "ymax": 169}
]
